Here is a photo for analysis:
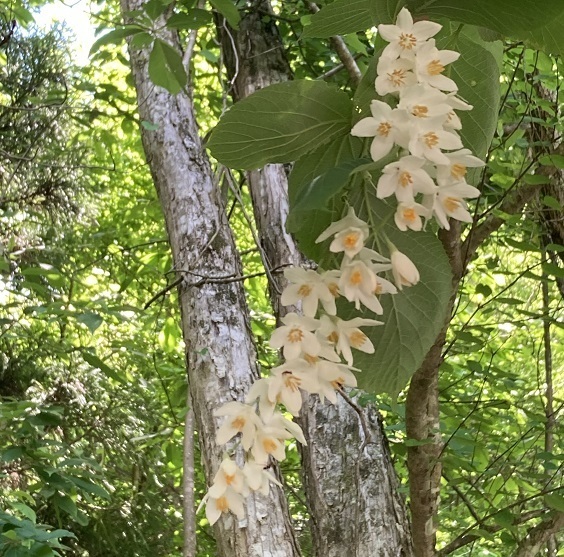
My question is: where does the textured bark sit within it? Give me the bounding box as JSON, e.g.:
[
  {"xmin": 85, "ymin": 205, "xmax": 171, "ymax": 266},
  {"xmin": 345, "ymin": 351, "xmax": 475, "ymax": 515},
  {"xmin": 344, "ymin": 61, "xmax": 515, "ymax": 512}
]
[
  {"xmin": 218, "ymin": 3, "xmax": 414, "ymax": 556},
  {"xmin": 183, "ymin": 390, "xmax": 196, "ymax": 557},
  {"xmin": 120, "ymin": 3, "xmax": 300, "ymax": 556}
]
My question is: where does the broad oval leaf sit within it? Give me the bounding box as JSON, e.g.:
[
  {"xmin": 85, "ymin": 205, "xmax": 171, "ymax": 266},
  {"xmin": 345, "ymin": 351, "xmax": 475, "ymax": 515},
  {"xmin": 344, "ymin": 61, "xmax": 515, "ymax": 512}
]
[
  {"xmin": 148, "ymin": 39, "xmax": 187, "ymax": 95},
  {"xmin": 302, "ymin": 0, "xmax": 373, "ymax": 38},
  {"xmin": 208, "ymin": 80, "xmax": 353, "ymax": 169}
]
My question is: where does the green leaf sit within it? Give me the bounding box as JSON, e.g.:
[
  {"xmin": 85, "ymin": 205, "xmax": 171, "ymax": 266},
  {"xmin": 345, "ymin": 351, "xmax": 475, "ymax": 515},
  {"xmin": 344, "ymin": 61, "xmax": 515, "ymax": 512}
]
[
  {"xmin": 143, "ymin": 0, "xmax": 167, "ymax": 20},
  {"xmin": 539, "ymin": 154, "xmax": 564, "ymax": 168},
  {"xmin": 414, "ymin": 0, "xmax": 564, "ymax": 37},
  {"xmin": 9, "ymin": 503, "xmax": 36, "ymax": 523},
  {"xmin": 81, "ymin": 351, "xmax": 126, "ymax": 384},
  {"xmin": 1, "ymin": 447, "xmax": 24, "ymax": 462},
  {"xmin": 543, "ymin": 195, "xmax": 562, "ymax": 210},
  {"xmin": 209, "ymin": 0, "xmax": 240, "ymax": 29},
  {"xmin": 208, "ymin": 80, "xmax": 353, "ymax": 169},
  {"xmin": 292, "ymin": 158, "xmax": 372, "ymax": 213},
  {"xmin": 89, "ymin": 26, "xmax": 144, "ymax": 56},
  {"xmin": 76, "ymin": 312, "xmax": 103, "ymax": 334},
  {"xmin": 524, "ymin": 14, "xmax": 564, "ymax": 55},
  {"xmin": 166, "ymin": 9, "xmax": 213, "ymax": 30},
  {"xmin": 148, "ymin": 39, "xmax": 188, "ymax": 95},
  {"xmin": 53, "ymin": 494, "xmax": 77, "ymax": 519},
  {"xmin": 302, "ymin": 0, "xmax": 372, "ymax": 38},
  {"xmin": 69, "ymin": 476, "xmax": 110, "ymax": 500},
  {"xmin": 545, "ymin": 493, "xmax": 564, "ymax": 512},
  {"xmin": 159, "ymin": 317, "xmax": 181, "ymax": 353}
]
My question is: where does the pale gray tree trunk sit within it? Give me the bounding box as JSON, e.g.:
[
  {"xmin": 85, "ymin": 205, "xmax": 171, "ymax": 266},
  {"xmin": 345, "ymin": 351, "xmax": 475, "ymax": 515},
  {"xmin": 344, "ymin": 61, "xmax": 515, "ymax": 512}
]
[
  {"xmin": 120, "ymin": 2, "xmax": 300, "ymax": 555},
  {"xmin": 217, "ymin": 3, "xmax": 414, "ymax": 556}
]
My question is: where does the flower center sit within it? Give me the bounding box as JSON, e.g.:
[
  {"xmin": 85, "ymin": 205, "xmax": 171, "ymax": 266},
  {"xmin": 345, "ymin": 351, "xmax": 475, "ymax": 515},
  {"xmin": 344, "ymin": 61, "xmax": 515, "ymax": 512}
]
[
  {"xmin": 377, "ymin": 121, "xmax": 392, "ymax": 137},
  {"xmin": 330, "ymin": 377, "xmax": 345, "ymax": 389},
  {"xmin": 287, "ymin": 327, "xmax": 304, "ymax": 343},
  {"xmin": 399, "ymin": 171, "xmax": 413, "ymax": 187},
  {"xmin": 349, "ymin": 270, "xmax": 363, "ymax": 285},
  {"xmin": 263, "ymin": 438, "xmax": 278, "ymax": 454},
  {"xmin": 327, "ymin": 282, "xmax": 339, "ymax": 297},
  {"xmin": 412, "ymin": 105, "xmax": 428, "ymax": 118},
  {"xmin": 424, "ymin": 132, "xmax": 439, "ymax": 148},
  {"xmin": 373, "ymin": 282, "xmax": 383, "ymax": 295},
  {"xmin": 403, "ymin": 208, "xmax": 417, "ymax": 222},
  {"xmin": 451, "ymin": 163, "xmax": 467, "ymax": 180},
  {"xmin": 217, "ymin": 496, "xmax": 229, "ymax": 512},
  {"xmin": 349, "ymin": 331, "xmax": 366, "ymax": 349},
  {"xmin": 327, "ymin": 331, "xmax": 339, "ymax": 344},
  {"xmin": 398, "ymin": 32, "xmax": 417, "ymax": 50},
  {"xmin": 232, "ymin": 416, "xmax": 246, "ymax": 430},
  {"xmin": 388, "ymin": 68, "xmax": 407, "ymax": 87},
  {"xmin": 298, "ymin": 284, "xmax": 312, "ymax": 297},
  {"xmin": 427, "ymin": 59, "xmax": 444, "ymax": 75},
  {"xmin": 343, "ymin": 230, "xmax": 361, "ymax": 248},
  {"xmin": 444, "ymin": 197, "xmax": 461, "ymax": 212},
  {"xmin": 304, "ymin": 353, "xmax": 319, "ymax": 364},
  {"xmin": 283, "ymin": 372, "xmax": 301, "ymax": 391},
  {"xmin": 225, "ymin": 473, "xmax": 236, "ymax": 485}
]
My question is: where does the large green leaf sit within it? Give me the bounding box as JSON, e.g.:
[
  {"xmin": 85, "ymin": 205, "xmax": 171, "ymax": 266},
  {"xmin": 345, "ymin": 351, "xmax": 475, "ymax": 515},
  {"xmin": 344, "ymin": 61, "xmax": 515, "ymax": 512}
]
[
  {"xmin": 302, "ymin": 0, "xmax": 372, "ymax": 38},
  {"xmin": 524, "ymin": 14, "xmax": 564, "ymax": 56},
  {"xmin": 416, "ymin": 0, "xmax": 564, "ymax": 37},
  {"xmin": 148, "ymin": 39, "xmax": 187, "ymax": 95},
  {"xmin": 208, "ymin": 80, "xmax": 353, "ymax": 169}
]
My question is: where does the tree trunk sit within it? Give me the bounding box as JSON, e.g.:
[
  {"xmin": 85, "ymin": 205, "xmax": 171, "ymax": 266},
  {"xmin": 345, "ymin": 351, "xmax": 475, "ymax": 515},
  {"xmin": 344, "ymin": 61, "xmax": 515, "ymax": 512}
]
[
  {"xmin": 120, "ymin": 2, "xmax": 300, "ymax": 556},
  {"xmin": 217, "ymin": 3, "xmax": 414, "ymax": 556}
]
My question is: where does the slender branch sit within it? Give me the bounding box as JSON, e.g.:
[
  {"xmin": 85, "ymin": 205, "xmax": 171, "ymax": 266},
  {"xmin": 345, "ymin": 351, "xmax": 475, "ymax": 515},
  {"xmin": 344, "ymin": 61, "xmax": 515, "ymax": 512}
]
[
  {"xmin": 511, "ymin": 513, "xmax": 564, "ymax": 557},
  {"xmin": 183, "ymin": 386, "xmax": 197, "ymax": 557}
]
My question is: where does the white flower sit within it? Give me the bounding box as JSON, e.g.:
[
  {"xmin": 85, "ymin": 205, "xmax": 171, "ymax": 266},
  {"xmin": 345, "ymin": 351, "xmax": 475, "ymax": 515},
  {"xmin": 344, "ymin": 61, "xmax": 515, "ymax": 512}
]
[
  {"xmin": 329, "ymin": 226, "xmax": 368, "ymax": 258},
  {"xmin": 214, "ymin": 401, "xmax": 263, "ymax": 450},
  {"xmin": 281, "ymin": 267, "xmax": 336, "ymax": 317},
  {"xmin": 203, "ymin": 486, "xmax": 246, "ymax": 525},
  {"xmin": 267, "ymin": 371, "xmax": 304, "ymax": 416},
  {"xmin": 375, "ymin": 57, "xmax": 417, "ymax": 96},
  {"xmin": 377, "ymin": 155, "xmax": 437, "ymax": 203},
  {"xmin": 415, "ymin": 40, "xmax": 460, "ymax": 91},
  {"xmin": 372, "ymin": 274, "xmax": 398, "ymax": 296},
  {"xmin": 377, "ymin": 7, "xmax": 442, "ymax": 59},
  {"xmin": 431, "ymin": 182, "xmax": 481, "ymax": 229},
  {"xmin": 435, "ymin": 149, "xmax": 485, "ymax": 185},
  {"xmin": 408, "ymin": 117, "xmax": 463, "ymax": 165},
  {"xmin": 245, "ymin": 378, "xmax": 277, "ymax": 419},
  {"xmin": 208, "ymin": 457, "xmax": 248, "ymax": 498},
  {"xmin": 315, "ymin": 360, "xmax": 358, "ymax": 404},
  {"xmin": 390, "ymin": 248, "xmax": 420, "ymax": 290},
  {"xmin": 251, "ymin": 424, "xmax": 292, "ymax": 464},
  {"xmin": 270, "ymin": 312, "xmax": 320, "ymax": 360},
  {"xmin": 350, "ymin": 100, "xmax": 404, "ymax": 161},
  {"xmin": 320, "ymin": 315, "xmax": 383, "ymax": 366},
  {"xmin": 397, "ymin": 84, "xmax": 451, "ymax": 122},
  {"xmin": 243, "ymin": 459, "xmax": 282, "ymax": 496},
  {"xmin": 316, "ymin": 207, "xmax": 369, "ymax": 244},
  {"xmin": 394, "ymin": 202, "xmax": 428, "ymax": 232},
  {"xmin": 320, "ymin": 269, "xmax": 341, "ymax": 298},
  {"xmin": 339, "ymin": 260, "xmax": 384, "ymax": 314}
]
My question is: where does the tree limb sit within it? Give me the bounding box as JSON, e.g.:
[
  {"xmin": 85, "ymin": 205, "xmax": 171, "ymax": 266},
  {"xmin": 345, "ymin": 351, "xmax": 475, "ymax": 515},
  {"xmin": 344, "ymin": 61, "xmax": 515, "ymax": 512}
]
[{"xmin": 511, "ymin": 513, "xmax": 564, "ymax": 557}]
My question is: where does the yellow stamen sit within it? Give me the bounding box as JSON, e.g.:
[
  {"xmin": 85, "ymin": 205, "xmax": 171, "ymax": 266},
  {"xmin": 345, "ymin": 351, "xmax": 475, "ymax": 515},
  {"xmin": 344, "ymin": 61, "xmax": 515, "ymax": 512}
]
[
  {"xmin": 343, "ymin": 231, "xmax": 361, "ymax": 249},
  {"xmin": 327, "ymin": 331, "xmax": 339, "ymax": 344},
  {"xmin": 399, "ymin": 171, "xmax": 413, "ymax": 187},
  {"xmin": 216, "ymin": 496, "xmax": 229, "ymax": 512},
  {"xmin": 424, "ymin": 132, "xmax": 439, "ymax": 148},
  {"xmin": 349, "ymin": 270, "xmax": 363, "ymax": 286},
  {"xmin": 287, "ymin": 327, "xmax": 304, "ymax": 343},
  {"xmin": 412, "ymin": 105, "xmax": 428, "ymax": 118},
  {"xmin": 232, "ymin": 416, "xmax": 246, "ymax": 430},
  {"xmin": 388, "ymin": 69, "xmax": 407, "ymax": 87},
  {"xmin": 444, "ymin": 197, "xmax": 461, "ymax": 212},
  {"xmin": 298, "ymin": 284, "xmax": 312, "ymax": 297},
  {"xmin": 451, "ymin": 163, "xmax": 467, "ymax": 180},
  {"xmin": 349, "ymin": 331, "xmax": 366, "ymax": 349},
  {"xmin": 403, "ymin": 208, "xmax": 417, "ymax": 222},
  {"xmin": 304, "ymin": 354, "xmax": 319, "ymax": 365},
  {"xmin": 283, "ymin": 372, "xmax": 301, "ymax": 391},
  {"xmin": 377, "ymin": 121, "xmax": 392, "ymax": 137},
  {"xmin": 398, "ymin": 33, "xmax": 417, "ymax": 50},
  {"xmin": 327, "ymin": 282, "xmax": 339, "ymax": 297},
  {"xmin": 225, "ymin": 473, "xmax": 236, "ymax": 485},
  {"xmin": 263, "ymin": 438, "xmax": 278, "ymax": 454},
  {"xmin": 427, "ymin": 59, "xmax": 444, "ymax": 76},
  {"xmin": 373, "ymin": 282, "xmax": 383, "ymax": 295}
]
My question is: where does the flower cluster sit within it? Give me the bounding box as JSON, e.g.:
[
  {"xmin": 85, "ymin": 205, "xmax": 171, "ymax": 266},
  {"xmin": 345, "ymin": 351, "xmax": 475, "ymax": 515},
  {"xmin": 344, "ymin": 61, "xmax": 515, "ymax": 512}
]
[
  {"xmin": 201, "ymin": 207, "xmax": 419, "ymax": 525},
  {"xmin": 201, "ymin": 7, "xmax": 479, "ymax": 527},
  {"xmin": 351, "ymin": 7, "xmax": 484, "ymax": 231}
]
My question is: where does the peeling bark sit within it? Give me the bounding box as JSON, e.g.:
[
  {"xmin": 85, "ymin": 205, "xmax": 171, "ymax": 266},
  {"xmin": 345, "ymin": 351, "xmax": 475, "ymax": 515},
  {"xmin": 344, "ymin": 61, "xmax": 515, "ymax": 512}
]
[
  {"xmin": 217, "ymin": 3, "xmax": 414, "ymax": 556},
  {"xmin": 120, "ymin": 2, "xmax": 300, "ymax": 555}
]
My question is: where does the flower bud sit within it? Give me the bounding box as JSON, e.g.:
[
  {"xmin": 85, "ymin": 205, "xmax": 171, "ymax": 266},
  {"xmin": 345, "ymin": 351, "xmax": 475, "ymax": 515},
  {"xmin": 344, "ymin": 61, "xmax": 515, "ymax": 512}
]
[{"xmin": 390, "ymin": 248, "xmax": 420, "ymax": 290}]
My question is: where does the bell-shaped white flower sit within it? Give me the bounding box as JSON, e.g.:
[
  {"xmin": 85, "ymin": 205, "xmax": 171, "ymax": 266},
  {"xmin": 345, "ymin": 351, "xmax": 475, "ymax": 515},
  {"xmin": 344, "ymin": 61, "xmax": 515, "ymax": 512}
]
[
  {"xmin": 394, "ymin": 202, "xmax": 428, "ymax": 232},
  {"xmin": 320, "ymin": 269, "xmax": 341, "ymax": 298},
  {"xmin": 251, "ymin": 423, "xmax": 292, "ymax": 464},
  {"xmin": 431, "ymin": 182, "xmax": 480, "ymax": 229},
  {"xmin": 415, "ymin": 40, "xmax": 460, "ymax": 91},
  {"xmin": 208, "ymin": 457, "xmax": 248, "ymax": 499},
  {"xmin": 435, "ymin": 149, "xmax": 485, "ymax": 185},
  {"xmin": 243, "ymin": 459, "xmax": 282, "ymax": 496},
  {"xmin": 397, "ymin": 84, "xmax": 452, "ymax": 122},
  {"xmin": 390, "ymin": 247, "xmax": 420, "ymax": 290},
  {"xmin": 350, "ymin": 100, "xmax": 404, "ymax": 161},
  {"xmin": 377, "ymin": 155, "xmax": 437, "ymax": 203},
  {"xmin": 316, "ymin": 207, "xmax": 369, "ymax": 244},
  {"xmin": 315, "ymin": 360, "xmax": 358, "ymax": 404},
  {"xmin": 375, "ymin": 57, "xmax": 417, "ymax": 96},
  {"xmin": 408, "ymin": 117, "xmax": 463, "ymax": 165},
  {"xmin": 281, "ymin": 267, "xmax": 336, "ymax": 317},
  {"xmin": 214, "ymin": 401, "xmax": 263, "ymax": 450},
  {"xmin": 270, "ymin": 312, "xmax": 320, "ymax": 360},
  {"xmin": 202, "ymin": 486, "xmax": 246, "ymax": 525},
  {"xmin": 377, "ymin": 7, "xmax": 442, "ymax": 59},
  {"xmin": 320, "ymin": 315, "xmax": 383, "ymax": 366},
  {"xmin": 267, "ymin": 371, "xmax": 304, "ymax": 416},
  {"xmin": 339, "ymin": 259, "xmax": 384, "ymax": 314}
]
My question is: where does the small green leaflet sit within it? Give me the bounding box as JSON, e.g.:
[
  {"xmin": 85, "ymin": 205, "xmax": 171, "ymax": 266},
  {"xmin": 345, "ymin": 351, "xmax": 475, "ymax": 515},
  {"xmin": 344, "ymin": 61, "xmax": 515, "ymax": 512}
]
[
  {"xmin": 81, "ymin": 350, "xmax": 126, "ymax": 384},
  {"xmin": 148, "ymin": 39, "xmax": 188, "ymax": 95},
  {"xmin": 166, "ymin": 9, "xmax": 213, "ymax": 30},
  {"xmin": 208, "ymin": 80, "xmax": 353, "ymax": 169},
  {"xmin": 89, "ymin": 26, "xmax": 144, "ymax": 56},
  {"xmin": 209, "ymin": 0, "xmax": 240, "ymax": 29}
]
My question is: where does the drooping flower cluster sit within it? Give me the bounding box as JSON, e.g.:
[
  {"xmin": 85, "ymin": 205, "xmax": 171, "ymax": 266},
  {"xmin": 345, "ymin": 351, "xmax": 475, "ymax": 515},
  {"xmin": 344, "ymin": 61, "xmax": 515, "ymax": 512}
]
[
  {"xmin": 200, "ymin": 7, "xmax": 481, "ymax": 527},
  {"xmin": 200, "ymin": 207, "xmax": 419, "ymax": 525},
  {"xmin": 351, "ymin": 7, "xmax": 485, "ymax": 231}
]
